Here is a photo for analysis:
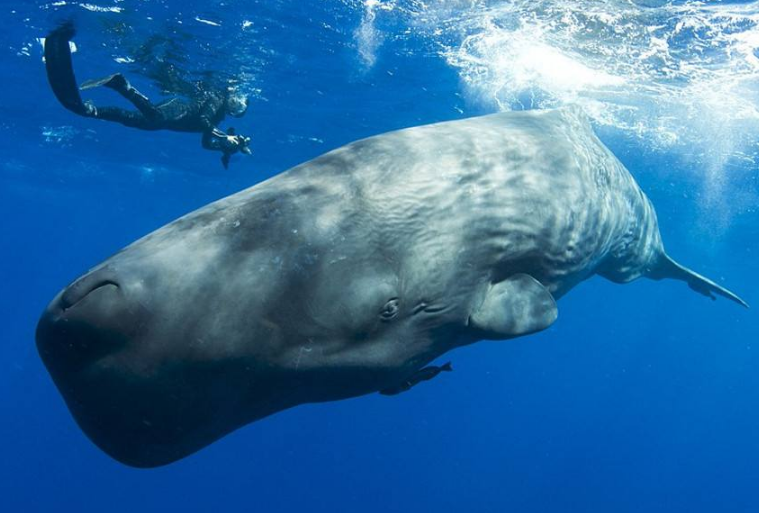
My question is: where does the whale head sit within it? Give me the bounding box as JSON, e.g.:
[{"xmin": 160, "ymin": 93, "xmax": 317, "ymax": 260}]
[{"xmin": 36, "ymin": 178, "xmax": 468, "ymax": 467}]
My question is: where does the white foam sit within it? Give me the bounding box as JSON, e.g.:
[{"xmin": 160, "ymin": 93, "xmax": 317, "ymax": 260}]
[
  {"xmin": 195, "ymin": 17, "xmax": 221, "ymax": 27},
  {"xmin": 360, "ymin": 0, "xmax": 759, "ymax": 226},
  {"xmin": 355, "ymin": 0, "xmax": 395, "ymax": 69},
  {"xmin": 78, "ymin": 3, "xmax": 123, "ymax": 13}
]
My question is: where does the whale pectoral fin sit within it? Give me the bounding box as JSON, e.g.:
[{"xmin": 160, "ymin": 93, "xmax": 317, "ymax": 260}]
[{"xmin": 469, "ymin": 274, "xmax": 558, "ymax": 339}]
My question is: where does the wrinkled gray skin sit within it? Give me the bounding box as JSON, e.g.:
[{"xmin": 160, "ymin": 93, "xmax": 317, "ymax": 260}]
[{"xmin": 37, "ymin": 107, "xmax": 746, "ymax": 468}]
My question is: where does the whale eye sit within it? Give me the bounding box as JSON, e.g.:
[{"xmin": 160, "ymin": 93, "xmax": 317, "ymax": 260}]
[{"xmin": 380, "ymin": 298, "xmax": 400, "ymax": 321}]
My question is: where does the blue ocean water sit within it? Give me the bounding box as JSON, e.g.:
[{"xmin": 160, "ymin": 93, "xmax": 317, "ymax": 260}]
[{"xmin": 1, "ymin": 0, "xmax": 758, "ymax": 511}]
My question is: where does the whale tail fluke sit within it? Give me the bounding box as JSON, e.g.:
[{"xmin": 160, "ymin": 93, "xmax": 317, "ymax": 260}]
[{"xmin": 651, "ymin": 254, "xmax": 748, "ymax": 308}]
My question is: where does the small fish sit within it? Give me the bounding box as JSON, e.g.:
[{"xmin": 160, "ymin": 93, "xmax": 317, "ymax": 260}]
[{"xmin": 379, "ymin": 362, "xmax": 453, "ymax": 396}]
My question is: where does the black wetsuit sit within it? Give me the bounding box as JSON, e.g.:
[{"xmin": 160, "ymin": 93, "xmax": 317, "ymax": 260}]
[
  {"xmin": 86, "ymin": 89, "xmax": 228, "ymax": 134},
  {"xmin": 44, "ymin": 22, "xmax": 249, "ymax": 167}
]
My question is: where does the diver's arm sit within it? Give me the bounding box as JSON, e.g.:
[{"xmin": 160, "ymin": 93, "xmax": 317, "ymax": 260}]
[
  {"xmin": 198, "ymin": 96, "xmax": 224, "ymax": 132},
  {"xmin": 201, "ymin": 129, "xmax": 252, "ymax": 169},
  {"xmin": 202, "ymin": 129, "xmax": 250, "ymax": 151},
  {"xmin": 202, "ymin": 128, "xmax": 229, "ymax": 150}
]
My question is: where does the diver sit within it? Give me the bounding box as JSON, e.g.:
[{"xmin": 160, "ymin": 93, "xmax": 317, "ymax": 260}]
[
  {"xmin": 379, "ymin": 362, "xmax": 453, "ymax": 396},
  {"xmin": 43, "ymin": 22, "xmax": 252, "ymax": 169}
]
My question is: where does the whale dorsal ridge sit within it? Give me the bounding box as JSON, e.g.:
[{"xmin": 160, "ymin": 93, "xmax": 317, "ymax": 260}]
[{"xmin": 469, "ymin": 274, "xmax": 558, "ymax": 339}]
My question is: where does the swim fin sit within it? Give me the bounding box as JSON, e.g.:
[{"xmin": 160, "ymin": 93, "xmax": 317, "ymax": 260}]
[
  {"xmin": 80, "ymin": 73, "xmax": 124, "ymax": 91},
  {"xmin": 44, "ymin": 22, "xmax": 88, "ymax": 116}
]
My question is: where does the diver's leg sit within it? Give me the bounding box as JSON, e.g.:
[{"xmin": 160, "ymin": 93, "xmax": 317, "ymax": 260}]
[
  {"xmin": 106, "ymin": 75, "xmax": 162, "ymax": 120},
  {"xmin": 87, "ymin": 105, "xmax": 153, "ymax": 129},
  {"xmin": 82, "ymin": 73, "xmax": 162, "ymax": 119}
]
